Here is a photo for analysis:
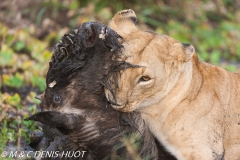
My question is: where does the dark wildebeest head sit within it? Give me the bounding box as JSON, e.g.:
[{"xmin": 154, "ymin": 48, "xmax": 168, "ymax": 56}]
[{"xmin": 26, "ymin": 22, "xmax": 175, "ymax": 160}]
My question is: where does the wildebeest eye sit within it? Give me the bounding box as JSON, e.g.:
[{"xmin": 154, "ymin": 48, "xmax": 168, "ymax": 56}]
[
  {"xmin": 53, "ymin": 94, "xmax": 61, "ymax": 103},
  {"xmin": 138, "ymin": 76, "xmax": 151, "ymax": 83}
]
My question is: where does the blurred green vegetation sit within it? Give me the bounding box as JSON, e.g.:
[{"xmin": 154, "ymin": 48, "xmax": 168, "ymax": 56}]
[
  {"xmin": 82, "ymin": 0, "xmax": 240, "ymax": 67},
  {"xmin": 0, "ymin": 0, "xmax": 240, "ymax": 157}
]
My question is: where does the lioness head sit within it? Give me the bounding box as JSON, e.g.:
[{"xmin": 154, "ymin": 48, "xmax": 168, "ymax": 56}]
[{"xmin": 105, "ymin": 9, "xmax": 196, "ymax": 112}]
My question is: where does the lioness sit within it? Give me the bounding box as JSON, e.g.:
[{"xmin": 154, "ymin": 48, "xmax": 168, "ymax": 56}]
[{"xmin": 105, "ymin": 9, "xmax": 240, "ymax": 160}]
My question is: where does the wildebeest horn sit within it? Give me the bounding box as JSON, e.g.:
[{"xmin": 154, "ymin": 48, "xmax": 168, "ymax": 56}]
[
  {"xmin": 25, "ymin": 111, "xmax": 78, "ymax": 130},
  {"xmin": 35, "ymin": 94, "xmax": 42, "ymax": 101}
]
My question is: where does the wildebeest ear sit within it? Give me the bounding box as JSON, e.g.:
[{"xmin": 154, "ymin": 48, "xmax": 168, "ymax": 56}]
[
  {"xmin": 109, "ymin": 9, "xmax": 137, "ymax": 35},
  {"xmin": 169, "ymin": 43, "xmax": 195, "ymax": 62},
  {"xmin": 25, "ymin": 111, "xmax": 78, "ymax": 130}
]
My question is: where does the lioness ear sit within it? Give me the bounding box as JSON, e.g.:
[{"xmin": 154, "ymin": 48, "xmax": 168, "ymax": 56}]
[
  {"xmin": 169, "ymin": 43, "xmax": 195, "ymax": 62},
  {"xmin": 109, "ymin": 9, "xmax": 137, "ymax": 35},
  {"xmin": 165, "ymin": 43, "xmax": 195, "ymax": 74},
  {"xmin": 182, "ymin": 43, "xmax": 195, "ymax": 61}
]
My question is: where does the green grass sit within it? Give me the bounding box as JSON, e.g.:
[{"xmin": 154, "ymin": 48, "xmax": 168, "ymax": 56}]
[{"xmin": 0, "ymin": 24, "xmax": 46, "ymax": 153}]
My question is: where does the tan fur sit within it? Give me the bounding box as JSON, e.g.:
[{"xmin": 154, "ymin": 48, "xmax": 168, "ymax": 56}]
[{"xmin": 106, "ymin": 9, "xmax": 240, "ymax": 160}]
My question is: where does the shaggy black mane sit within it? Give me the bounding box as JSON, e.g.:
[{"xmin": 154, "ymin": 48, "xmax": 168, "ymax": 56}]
[{"xmin": 46, "ymin": 23, "xmax": 123, "ymax": 86}]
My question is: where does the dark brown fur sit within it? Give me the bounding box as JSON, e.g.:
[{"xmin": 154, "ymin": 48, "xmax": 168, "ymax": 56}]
[{"xmin": 26, "ymin": 22, "xmax": 175, "ymax": 160}]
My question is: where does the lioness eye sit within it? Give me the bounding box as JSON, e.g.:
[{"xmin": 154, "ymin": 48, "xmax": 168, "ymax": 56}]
[
  {"xmin": 138, "ymin": 76, "xmax": 151, "ymax": 83},
  {"xmin": 53, "ymin": 94, "xmax": 61, "ymax": 103}
]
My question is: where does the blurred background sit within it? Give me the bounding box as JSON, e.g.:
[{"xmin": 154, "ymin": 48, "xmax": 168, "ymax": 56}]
[{"xmin": 0, "ymin": 0, "xmax": 240, "ymax": 155}]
